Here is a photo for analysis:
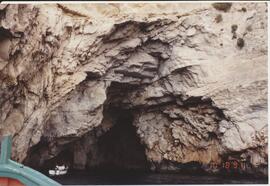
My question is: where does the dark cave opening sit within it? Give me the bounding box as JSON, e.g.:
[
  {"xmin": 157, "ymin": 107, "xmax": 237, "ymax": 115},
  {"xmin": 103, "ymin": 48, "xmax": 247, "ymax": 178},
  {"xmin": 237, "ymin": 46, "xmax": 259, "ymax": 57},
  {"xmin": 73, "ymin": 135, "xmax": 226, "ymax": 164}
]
[
  {"xmin": 86, "ymin": 107, "xmax": 150, "ymax": 173},
  {"xmin": 24, "ymin": 106, "xmax": 150, "ymax": 174},
  {"xmin": 86, "ymin": 82, "xmax": 150, "ymax": 172},
  {"xmin": 23, "ymin": 138, "xmax": 75, "ymax": 171}
]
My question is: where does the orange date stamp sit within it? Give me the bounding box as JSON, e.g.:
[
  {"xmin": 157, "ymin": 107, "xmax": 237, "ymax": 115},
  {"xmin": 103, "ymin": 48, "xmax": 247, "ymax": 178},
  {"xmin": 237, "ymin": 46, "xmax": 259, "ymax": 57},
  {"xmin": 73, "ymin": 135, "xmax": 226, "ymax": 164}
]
[{"xmin": 208, "ymin": 161, "xmax": 251, "ymax": 171}]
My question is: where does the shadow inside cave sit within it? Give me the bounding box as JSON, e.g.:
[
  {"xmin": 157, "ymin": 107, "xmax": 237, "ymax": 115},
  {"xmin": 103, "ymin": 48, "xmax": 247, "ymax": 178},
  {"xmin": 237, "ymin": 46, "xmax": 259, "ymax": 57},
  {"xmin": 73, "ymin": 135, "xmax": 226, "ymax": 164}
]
[
  {"xmin": 85, "ymin": 107, "xmax": 150, "ymax": 173},
  {"xmin": 24, "ymin": 106, "xmax": 151, "ymax": 174}
]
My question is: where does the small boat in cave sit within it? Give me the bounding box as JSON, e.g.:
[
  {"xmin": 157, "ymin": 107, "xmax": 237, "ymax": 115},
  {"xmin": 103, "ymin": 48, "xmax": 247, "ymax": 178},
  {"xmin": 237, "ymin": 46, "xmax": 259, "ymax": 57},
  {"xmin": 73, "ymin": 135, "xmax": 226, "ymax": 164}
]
[
  {"xmin": 49, "ymin": 165, "xmax": 69, "ymax": 176},
  {"xmin": 0, "ymin": 136, "xmax": 61, "ymax": 186}
]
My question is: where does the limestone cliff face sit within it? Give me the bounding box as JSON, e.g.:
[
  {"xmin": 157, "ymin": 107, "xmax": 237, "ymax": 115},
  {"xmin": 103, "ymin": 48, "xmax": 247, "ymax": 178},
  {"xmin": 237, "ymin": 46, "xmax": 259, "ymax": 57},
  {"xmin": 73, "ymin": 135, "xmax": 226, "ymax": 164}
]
[{"xmin": 0, "ymin": 3, "xmax": 267, "ymax": 175}]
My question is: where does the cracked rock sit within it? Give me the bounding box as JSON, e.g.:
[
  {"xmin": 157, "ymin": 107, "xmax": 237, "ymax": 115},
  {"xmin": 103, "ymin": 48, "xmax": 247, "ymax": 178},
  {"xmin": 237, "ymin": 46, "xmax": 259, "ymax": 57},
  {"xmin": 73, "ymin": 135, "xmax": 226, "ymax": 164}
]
[{"xmin": 0, "ymin": 3, "xmax": 267, "ymax": 176}]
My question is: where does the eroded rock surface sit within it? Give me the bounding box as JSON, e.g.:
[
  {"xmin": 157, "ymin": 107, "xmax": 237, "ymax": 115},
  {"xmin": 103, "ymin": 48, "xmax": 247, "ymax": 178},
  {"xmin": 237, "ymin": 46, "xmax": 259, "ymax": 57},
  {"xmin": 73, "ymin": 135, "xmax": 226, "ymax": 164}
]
[{"xmin": 0, "ymin": 3, "xmax": 267, "ymax": 176}]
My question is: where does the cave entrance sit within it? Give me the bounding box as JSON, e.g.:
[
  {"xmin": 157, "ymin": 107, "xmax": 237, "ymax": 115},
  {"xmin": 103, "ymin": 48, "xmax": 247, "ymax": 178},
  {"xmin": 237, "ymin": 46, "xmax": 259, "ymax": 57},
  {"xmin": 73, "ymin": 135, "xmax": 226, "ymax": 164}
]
[
  {"xmin": 86, "ymin": 107, "xmax": 150, "ymax": 173},
  {"xmin": 82, "ymin": 82, "xmax": 150, "ymax": 173},
  {"xmin": 25, "ymin": 107, "xmax": 150, "ymax": 174},
  {"xmin": 24, "ymin": 82, "xmax": 150, "ymax": 175}
]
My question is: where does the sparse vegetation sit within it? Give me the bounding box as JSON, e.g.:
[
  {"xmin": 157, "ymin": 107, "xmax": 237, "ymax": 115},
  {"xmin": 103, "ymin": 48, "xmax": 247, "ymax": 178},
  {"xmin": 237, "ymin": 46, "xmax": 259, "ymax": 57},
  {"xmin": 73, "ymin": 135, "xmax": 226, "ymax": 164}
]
[
  {"xmin": 212, "ymin": 3, "xmax": 232, "ymax": 12},
  {"xmin": 215, "ymin": 14, "xmax": 223, "ymax": 23}
]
